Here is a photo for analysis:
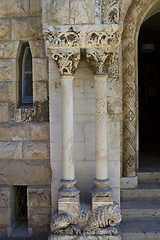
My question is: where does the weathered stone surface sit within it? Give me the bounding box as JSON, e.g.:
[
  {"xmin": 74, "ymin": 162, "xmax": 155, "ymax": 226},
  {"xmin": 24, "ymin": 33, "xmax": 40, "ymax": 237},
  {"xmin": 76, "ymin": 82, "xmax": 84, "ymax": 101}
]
[
  {"xmin": 30, "ymin": 0, "xmax": 42, "ymax": 16},
  {"xmin": 0, "ymin": 19, "xmax": 10, "ymax": 41},
  {"xmin": 11, "ymin": 17, "xmax": 43, "ymax": 40},
  {"xmin": 29, "ymin": 40, "xmax": 45, "ymax": 58},
  {"xmin": 0, "ymin": 186, "xmax": 11, "ymax": 208},
  {"xmin": 27, "ymin": 186, "xmax": 51, "ymax": 207},
  {"xmin": 0, "ymin": 227, "xmax": 6, "ymax": 237},
  {"xmin": 0, "ymin": 142, "xmax": 22, "ymax": 159},
  {"xmin": 33, "ymin": 101, "xmax": 49, "ymax": 122},
  {"xmin": 70, "ymin": 0, "xmax": 95, "ymax": 24},
  {"xmin": 0, "ymin": 83, "xmax": 9, "ymax": 101},
  {"xmin": 30, "ymin": 122, "xmax": 49, "ymax": 141},
  {"xmin": 49, "ymin": 234, "xmax": 121, "ymax": 240},
  {"xmin": 0, "ymin": 159, "xmax": 51, "ymax": 185},
  {"xmin": 28, "ymin": 207, "xmax": 50, "ymax": 227},
  {"xmin": 0, "ymin": 208, "xmax": 11, "ymax": 227},
  {"xmin": 0, "ymin": 123, "xmax": 29, "ymax": 141},
  {"xmin": 31, "ymin": 227, "xmax": 49, "ymax": 236},
  {"xmin": 0, "ymin": 0, "xmax": 29, "ymax": 18},
  {"xmin": 0, "ymin": 41, "xmax": 19, "ymax": 59},
  {"xmin": 43, "ymin": 0, "xmax": 69, "ymax": 25},
  {"xmin": 33, "ymin": 82, "xmax": 48, "ymax": 102},
  {"xmin": 33, "ymin": 58, "xmax": 48, "ymax": 81},
  {"xmin": 0, "ymin": 59, "xmax": 16, "ymax": 82},
  {"xmin": 23, "ymin": 142, "xmax": 49, "ymax": 160},
  {"xmin": 0, "ymin": 103, "xmax": 8, "ymax": 122}
]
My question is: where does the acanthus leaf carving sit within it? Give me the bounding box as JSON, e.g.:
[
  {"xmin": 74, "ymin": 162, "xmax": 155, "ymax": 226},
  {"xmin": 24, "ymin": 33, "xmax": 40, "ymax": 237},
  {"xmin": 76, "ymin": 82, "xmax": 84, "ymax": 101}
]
[
  {"xmin": 86, "ymin": 49, "xmax": 114, "ymax": 75},
  {"xmin": 50, "ymin": 49, "xmax": 80, "ymax": 76}
]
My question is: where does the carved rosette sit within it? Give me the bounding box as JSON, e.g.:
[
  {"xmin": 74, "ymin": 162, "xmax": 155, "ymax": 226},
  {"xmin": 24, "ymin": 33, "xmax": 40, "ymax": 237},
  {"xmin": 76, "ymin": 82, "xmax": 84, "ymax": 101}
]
[
  {"xmin": 86, "ymin": 48, "xmax": 114, "ymax": 75},
  {"xmin": 50, "ymin": 49, "xmax": 80, "ymax": 76}
]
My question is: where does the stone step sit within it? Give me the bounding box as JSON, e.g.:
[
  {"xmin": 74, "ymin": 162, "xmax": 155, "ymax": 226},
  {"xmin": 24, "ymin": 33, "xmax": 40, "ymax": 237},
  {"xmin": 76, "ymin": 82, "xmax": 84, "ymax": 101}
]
[
  {"xmin": 137, "ymin": 171, "xmax": 160, "ymax": 183},
  {"xmin": 121, "ymin": 183, "xmax": 160, "ymax": 201},
  {"xmin": 121, "ymin": 200, "xmax": 160, "ymax": 219},
  {"xmin": 121, "ymin": 217, "xmax": 160, "ymax": 240}
]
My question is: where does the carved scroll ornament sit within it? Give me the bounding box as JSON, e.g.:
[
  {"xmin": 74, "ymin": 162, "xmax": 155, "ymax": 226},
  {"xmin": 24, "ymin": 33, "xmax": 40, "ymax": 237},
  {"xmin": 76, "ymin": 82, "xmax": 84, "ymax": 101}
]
[
  {"xmin": 50, "ymin": 203, "xmax": 121, "ymax": 236},
  {"xmin": 86, "ymin": 49, "xmax": 114, "ymax": 75},
  {"xmin": 51, "ymin": 49, "xmax": 80, "ymax": 76}
]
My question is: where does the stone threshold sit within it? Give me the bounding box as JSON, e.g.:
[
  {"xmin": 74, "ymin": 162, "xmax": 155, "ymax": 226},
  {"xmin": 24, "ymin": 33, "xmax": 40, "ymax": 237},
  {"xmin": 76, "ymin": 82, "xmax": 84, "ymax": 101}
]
[{"xmin": 49, "ymin": 234, "xmax": 121, "ymax": 240}]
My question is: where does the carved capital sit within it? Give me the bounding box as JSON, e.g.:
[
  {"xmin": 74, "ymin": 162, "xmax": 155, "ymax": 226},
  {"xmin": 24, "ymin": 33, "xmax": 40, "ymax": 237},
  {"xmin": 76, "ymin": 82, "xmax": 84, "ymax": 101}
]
[
  {"xmin": 86, "ymin": 49, "xmax": 114, "ymax": 75},
  {"xmin": 50, "ymin": 49, "xmax": 80, "ymax": 76}
]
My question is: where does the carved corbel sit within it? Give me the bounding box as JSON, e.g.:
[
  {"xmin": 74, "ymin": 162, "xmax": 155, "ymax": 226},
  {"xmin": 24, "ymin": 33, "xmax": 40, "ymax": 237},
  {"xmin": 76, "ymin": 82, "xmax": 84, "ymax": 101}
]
[
  {"xmin": 86, "ymin": 48, "xmax": 114, "ymax": 75},
  {"xmin": 50, "ymin": 49, "xmax": 80, "ymax": 76}
]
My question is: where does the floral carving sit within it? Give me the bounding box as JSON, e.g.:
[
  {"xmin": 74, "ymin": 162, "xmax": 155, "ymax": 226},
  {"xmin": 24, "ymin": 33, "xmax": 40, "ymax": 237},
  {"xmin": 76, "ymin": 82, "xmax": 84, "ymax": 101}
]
[
  {"xmin": 45, "ymin": 28, "xmax": 80, "ymax": 49},
  {"xmin": 51, "ymin": 49, "xmax": 80, "ymax": 76},
  {"xmin": 102, "ymin": 0, "xmax": 119, "ymax": 24},
  {"xmin": 86, "ymin": 49, "xmax": 114, "ymax": 75},
  {"xmin": 86, "ymin": 31, "xmax": 120, "ymax": 48}
]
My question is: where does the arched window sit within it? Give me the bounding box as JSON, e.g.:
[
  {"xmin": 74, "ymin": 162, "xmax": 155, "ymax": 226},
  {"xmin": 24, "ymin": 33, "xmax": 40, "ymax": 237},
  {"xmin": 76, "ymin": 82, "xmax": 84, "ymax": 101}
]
[{"xmin": 19, "ymin": 43, "xmax": 33, "ymax": 104}]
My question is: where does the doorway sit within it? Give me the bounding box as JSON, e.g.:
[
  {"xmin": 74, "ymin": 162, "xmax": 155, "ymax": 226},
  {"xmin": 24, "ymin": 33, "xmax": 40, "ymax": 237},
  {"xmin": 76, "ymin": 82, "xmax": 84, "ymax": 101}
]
[{"xmin": 139, "ymin": 12, "xmax": 160, "ymax": 171}]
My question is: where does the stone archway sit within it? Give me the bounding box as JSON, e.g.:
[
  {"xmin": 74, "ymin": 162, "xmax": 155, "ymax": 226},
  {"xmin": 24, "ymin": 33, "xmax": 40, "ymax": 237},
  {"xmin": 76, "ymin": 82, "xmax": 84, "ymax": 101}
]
[{"xmin": 122, "ymin": 0, "xmax": 160, "ymax": 177}]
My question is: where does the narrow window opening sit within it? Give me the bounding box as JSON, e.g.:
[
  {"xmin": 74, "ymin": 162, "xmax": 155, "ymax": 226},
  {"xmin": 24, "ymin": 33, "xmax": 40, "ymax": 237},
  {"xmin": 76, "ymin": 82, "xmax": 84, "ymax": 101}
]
[
  {"xmin": 19, "ymin": 43, "xmax": 33, "ymax": 105},
  {"xmin": 15, "ymin": 186, "xmax": 27, "ymax": 220}
]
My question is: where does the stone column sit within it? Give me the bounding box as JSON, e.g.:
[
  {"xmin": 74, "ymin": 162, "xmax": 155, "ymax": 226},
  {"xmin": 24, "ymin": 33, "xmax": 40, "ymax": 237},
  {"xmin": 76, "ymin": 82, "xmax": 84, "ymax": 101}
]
[
  {"xmin": 51, "ymin": 49, "xmax": 80, "ymax": 218},
  {"xmin": 86, "ymin": 49, "xmax": 114, "ymax": 209}
]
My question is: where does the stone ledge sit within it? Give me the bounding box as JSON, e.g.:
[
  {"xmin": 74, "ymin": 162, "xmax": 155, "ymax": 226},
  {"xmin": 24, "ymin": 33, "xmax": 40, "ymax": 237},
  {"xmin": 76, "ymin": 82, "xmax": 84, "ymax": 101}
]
[{"xmin": 49, "ymin": 234, "xmax": 121, "ymax": 240}]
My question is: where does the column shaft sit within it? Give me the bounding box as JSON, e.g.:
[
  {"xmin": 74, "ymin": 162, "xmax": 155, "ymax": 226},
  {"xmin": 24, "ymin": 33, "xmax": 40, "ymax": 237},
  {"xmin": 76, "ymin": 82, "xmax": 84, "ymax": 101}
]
[
  {"xmin": 61, "ymin": 75, "xmax": 74, "ymax": 180},
  {"xmin": 95, "ymin": 74, "xmax": 108, "ymax": 180}
]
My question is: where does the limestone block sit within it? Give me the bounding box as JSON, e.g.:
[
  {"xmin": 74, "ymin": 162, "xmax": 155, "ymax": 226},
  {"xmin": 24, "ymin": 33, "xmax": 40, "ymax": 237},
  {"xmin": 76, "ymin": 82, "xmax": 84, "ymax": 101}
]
[
  {"xmin": 74, "ymin": 142, "xmax": 85, "ymax": 161},
  {"xmin": 85, "ymin": 122, "xmax": 95, "ymax": 161},
  {"xmin": 50, "ymin": 123, "xmax": 62, "ymax": 143},
  {"xmin": 74, "ymin": 99, "xmax": 95, "ymax": 115},
  {"xmin": 33, "ymin": 81, "xmax": 48, "ymax": 102},
  {"xmin": 108, "ymin": 148, "xmax": 120, "ymax": 161},
  {"xmin": 0, "ymin": 41, "xmax": 19, "ymax": 59},
  {"xmin": 0, "ymin": 19, "xmax": 10, "ymax": 41},
  {"xmin": 0, "ymin": 83, "xmax": 9, "ymax": 101},
  {"xmin": 8, "ymin": 81, "xmax": 17, "ymax": 102},
  {"xmin": 0, "ymin": 59, "xmax": 16, "ymax": 82},
  {"xmin": 58, "ymin": 196, "xmax": 80, "ymax": 220},
  {"xmin": 30, "ymin": 0, "xmax": 42, "ymax": 16},
  {"xmin": 108, "ymin": 161, "xmax": 120, "ymax": 188},
  {"xmin": 0, "ymin": 159, "xmax": 51, "ymax": 185},
  {"xmin": 73, "ymin": 78, "xmax": 84, "ymax": 99},
  {"xmin": 0, "ymin": 102, "xmax": 8, "ymax": 122},
  {"xmin": 75, "ymin": 160, "xmax": 95, "ymax": 177},
  {"xmin": 33, "ymin": 58, "xmax": 48, "ymax": 81},
  {"xmin": 74, "ymin": 114, "xmax": 95, "ymax": 122},
  {"xmin": 30, "ymin": 122, "xmax": 49, "ymax": 141},
  {"xmin": 27, "ymin": 186, "xmax": 51, "ymax": 207},
  {"xmin": 70, "ymin": 0, "xmax": 95, "ymax": 24},
  {"xmin": 0, "ymin": 0, "xmax": 29, "ymax": 18},
  {"xmin": 0, "ymin": 123, "xmax": 29, "ymax": 141},
  {"xmin": 23, "ymin": 142, "xmax": 49, "ymax": 160},
  {"xmin": 0, "ymin": 186, "xmax": 11, "ymax": 208},
  {"xmin": 49, "ymin": 234, "xmax": 121, "ymax": 240},
  {"xmin": 43, "ymin": 0, "xmax": 69, "ymax": 25},
  {"xmin": 50, "ymin": 142, "xmax": 62, "ymax": 162},
  {"xmin": 0, "ymin": 142, "xmax": 22, "ymax": 159},
  {"xmin": 29, "ymin": 40, "xmax": 45, "ymax": 58},
  {"xmin": 84, "ymin": 78, "xmax": 95, "ymax": 98},
  {"xmin": 74, "ymin": 123, "xmax": 84, "ymax": 142},
  {"xmin": 28, "ymin": 207, "xmax": 50, "ymax": 227},
  {"xmin": 0, "ymin": 208, "xmax": 11, "ymax": 226},
  {"xmin": 11, "ymin": 17, "xmax": 43, "ymax": 40},
  {"xmin": 108, "ymin": 122, "xmax": 120, "ymax": 148},
  {"xmin": 107, "ymin": 97, "xmax": 121, "ymax": 122}
]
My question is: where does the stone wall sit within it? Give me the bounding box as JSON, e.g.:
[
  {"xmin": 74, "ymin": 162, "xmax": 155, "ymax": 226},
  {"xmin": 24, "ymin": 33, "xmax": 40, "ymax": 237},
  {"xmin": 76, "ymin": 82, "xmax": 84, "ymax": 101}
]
[{"xmin": 0, "ymin": 0, "xmax": 51, "ymax": 236}]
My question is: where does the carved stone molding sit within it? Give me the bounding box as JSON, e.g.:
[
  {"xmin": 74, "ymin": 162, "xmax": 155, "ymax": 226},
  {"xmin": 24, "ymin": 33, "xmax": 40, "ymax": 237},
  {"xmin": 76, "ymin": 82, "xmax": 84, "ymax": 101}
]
[
  {"xmin": 102, "ymin": 0, "xmax": 120, "ymax": 24},
  {"xmin": 50, "ymin": 49, "xmax": 80, "ymax": 76},
  {"xmin": 44, "ymin": 26, "xmax": 122, "ymax": 50},
  {"xmin": 122, "ymin": 0, "xmax": 158, "ymax": 177},
  {"xmin": 86, "ymin": 49, "xmax": 114, "ymax": 75}
]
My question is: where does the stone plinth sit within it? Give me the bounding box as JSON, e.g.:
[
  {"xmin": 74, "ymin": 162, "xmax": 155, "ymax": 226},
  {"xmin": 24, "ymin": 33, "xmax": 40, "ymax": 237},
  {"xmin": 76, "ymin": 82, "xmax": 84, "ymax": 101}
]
[{"xmin": 49, "ymin": 234, "xmax": 121, "ymax": 240}]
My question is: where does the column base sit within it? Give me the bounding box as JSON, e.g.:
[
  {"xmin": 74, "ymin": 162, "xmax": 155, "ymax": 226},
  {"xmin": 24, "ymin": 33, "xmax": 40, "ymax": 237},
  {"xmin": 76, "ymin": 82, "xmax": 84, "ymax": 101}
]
[
  {"xmin": 49, "ymin": 234, "xmax": 121, "ymax": 240},
  {"xmin": 92, "ymin": 179, "xmax": 113, "ymax": 210},
  {"xmin": 58, "ymin": 179, "xmax": 80, "ymax": 221}
]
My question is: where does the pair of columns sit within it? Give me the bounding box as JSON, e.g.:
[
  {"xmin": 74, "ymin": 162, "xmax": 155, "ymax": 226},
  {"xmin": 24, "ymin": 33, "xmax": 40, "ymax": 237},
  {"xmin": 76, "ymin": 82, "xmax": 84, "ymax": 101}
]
[{"xmin": 52, "ymin": 49, "xmax": 114, "ymax": 205}]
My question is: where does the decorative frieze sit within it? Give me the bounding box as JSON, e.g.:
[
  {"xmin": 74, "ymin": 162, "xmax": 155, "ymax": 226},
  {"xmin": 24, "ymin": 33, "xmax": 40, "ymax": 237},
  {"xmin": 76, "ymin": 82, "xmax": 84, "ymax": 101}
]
[{"xmin": 51, "ymin": 49, "xmax": 80, "ymax": 76}]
